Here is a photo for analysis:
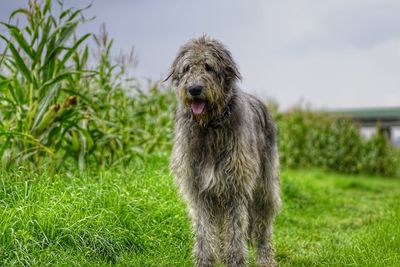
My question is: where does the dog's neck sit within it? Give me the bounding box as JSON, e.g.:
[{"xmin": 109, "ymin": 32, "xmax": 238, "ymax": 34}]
[{"xmin": 206, "ymin": 102, "xmax": 233, "ymax": 128}]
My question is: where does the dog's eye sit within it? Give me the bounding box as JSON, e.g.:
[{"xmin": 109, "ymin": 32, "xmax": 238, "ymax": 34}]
[
  {"xmin": 183, "ymin": 65, "xmax": 190, "ymax": 73},
  {"xmin": 204, "ymin": 63, "xmax": 213, "ymax": 72}
]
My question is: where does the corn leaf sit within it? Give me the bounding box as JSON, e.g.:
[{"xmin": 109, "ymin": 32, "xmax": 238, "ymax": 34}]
[
  {"xmin": 9, "ymin": 8, "xmax": 29, "ymax": 21},
  {"xmin": 31, "ymin": 83, "xmax": 61, "ymax": 132},
  {"xmin": 0, "ymin": 22, "xmax": 35, "ymax": 60},
  {"xmin": 59, "ymin": 33, "xmax": 91, "ymax": 67},
  {"xmin": 0, "ymin": 34, "xmax": 33, "ymax": 84}
]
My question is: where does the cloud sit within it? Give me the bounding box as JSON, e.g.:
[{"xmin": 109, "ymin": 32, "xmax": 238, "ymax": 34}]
[
  {"xmin": 1, "ymin": 0, "xmax": 399, "ymax": 109},
  {"xmin": 244, "ymin": 38, "xmax": 400, "ymax": 109},
  {"xmin": 228, "ymin": 0, "xmax": 400, "ymax": 109}
]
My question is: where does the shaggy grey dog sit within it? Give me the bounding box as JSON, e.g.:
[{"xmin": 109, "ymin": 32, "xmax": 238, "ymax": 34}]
[{"xmin": 166, "ymin": 36, "xmax": 281, "ymax": 267}]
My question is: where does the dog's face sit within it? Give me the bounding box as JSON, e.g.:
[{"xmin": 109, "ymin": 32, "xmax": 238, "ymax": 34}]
[{"xmin": 166, "ymin": 36, "xmax": 241, "ymax": 125}]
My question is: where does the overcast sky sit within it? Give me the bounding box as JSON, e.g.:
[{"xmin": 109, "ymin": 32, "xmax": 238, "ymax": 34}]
[{"xmin": 1, "ymin": 0, "xmax": 400, "ymax": 110}]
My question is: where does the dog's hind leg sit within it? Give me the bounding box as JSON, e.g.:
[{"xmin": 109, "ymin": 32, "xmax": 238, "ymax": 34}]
[
  {"xmin": 253, "ymin": 154, "xmax": 281, "ymax": 267},
  {"xmin": 252, "ymin": 199, "xmax": 277, "ymax": 267}
]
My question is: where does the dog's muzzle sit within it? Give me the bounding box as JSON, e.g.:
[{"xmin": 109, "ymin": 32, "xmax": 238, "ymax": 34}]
[{"xmin": 188, "ymin": 85, "xmax": 203, "ymax": 97}]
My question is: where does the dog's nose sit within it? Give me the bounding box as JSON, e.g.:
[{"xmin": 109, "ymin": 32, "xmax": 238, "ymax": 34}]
[{"xmin": 188, "ymin": 85, "xmax": 203, "ymax": 96}]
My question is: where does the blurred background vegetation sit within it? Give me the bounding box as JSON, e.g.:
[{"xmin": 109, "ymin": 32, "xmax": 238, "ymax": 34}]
[{"xmin": 0, "ymin": 0, "xmax": 398, "ymax": 177}]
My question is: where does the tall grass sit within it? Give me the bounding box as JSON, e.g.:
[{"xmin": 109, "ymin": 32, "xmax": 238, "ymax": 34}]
[{"xmin": 0, "ymin": 0, "xmax": 174, "ymax": 172}]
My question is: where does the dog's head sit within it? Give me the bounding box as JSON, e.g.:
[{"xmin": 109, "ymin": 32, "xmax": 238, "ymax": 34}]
[{"xmin": 165, "ymin": 36, "xmax": 241, "ymax": 125}]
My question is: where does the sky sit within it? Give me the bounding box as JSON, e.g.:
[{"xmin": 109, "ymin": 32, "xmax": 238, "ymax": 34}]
[{"xmin": 1, "ymin": 0, "xmax": 400, "ymax": 110}]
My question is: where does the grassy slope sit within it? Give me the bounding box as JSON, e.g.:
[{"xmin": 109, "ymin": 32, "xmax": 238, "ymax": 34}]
[{"xmin": 0, "ymin": 156, "xmax": 399, "ymax": 266}]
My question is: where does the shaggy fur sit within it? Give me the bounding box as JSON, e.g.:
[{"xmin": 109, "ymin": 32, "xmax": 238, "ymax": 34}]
[{"xmin": 167, "ymin": 36, "xmax": 281, "ymax": 267}]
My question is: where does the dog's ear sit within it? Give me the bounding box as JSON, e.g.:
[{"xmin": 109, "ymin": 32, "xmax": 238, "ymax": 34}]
[
  {"xmin": 209, "ymin": 39, "xmax": 242, "ymax": 83},
  {"xmin": 163, "ymin": 61, "xmax": 177, "ymax": 82},
  {"xmin": 163, "ymin": 70, "xmax": 174, "ymax": 83},
  {"xmin": 163, "ymin": 53, "xmax": 182, "ymax": 83},
  {"xmin": 222, "ymin": 49, "xmax": 242, "ymax": 82},
  {"xmin": 227, "ymin": 61, "xmax": 242, "ymax": 81}
]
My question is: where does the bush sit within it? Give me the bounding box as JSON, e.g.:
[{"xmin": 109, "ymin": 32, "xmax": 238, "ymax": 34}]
[{"xmin": 275, "ymin": 108, "xmax": 399, "ymax": 177}]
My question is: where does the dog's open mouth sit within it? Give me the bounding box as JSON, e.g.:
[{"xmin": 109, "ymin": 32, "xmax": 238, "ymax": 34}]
[{"xmin": 191, "ymin": 100, "xmax": 206, "ymax": 114}]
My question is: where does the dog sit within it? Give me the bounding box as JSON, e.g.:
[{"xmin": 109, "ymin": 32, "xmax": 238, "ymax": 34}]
[{"xmin": 167, "ymin": 36, "xmax": 281, "ymax": 267}]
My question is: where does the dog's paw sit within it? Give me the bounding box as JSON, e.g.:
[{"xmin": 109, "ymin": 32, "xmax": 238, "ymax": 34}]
[{"xmin": 257, "ymin": 258, "xmax": 277, "ymax": 267}]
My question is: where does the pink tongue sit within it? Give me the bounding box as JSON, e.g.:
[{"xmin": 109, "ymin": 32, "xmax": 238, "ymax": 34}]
[{"xmin": 191, "ymin": 101, "xmax": 205, "ymax": 114}]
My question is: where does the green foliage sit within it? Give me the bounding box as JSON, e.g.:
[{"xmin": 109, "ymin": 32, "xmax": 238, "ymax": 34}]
[
  {"xmin": 1, "ymin": 159, "xmax": 399, "ymax": 266},
  {"xmin": 0, "ymin": 0, "xmax": 174, "ymax": 172},
  {"xmin": 276, "ymin": 108, "xmax": 399, "ymax": 177},
  {"xmin": 0, "ymin": 0, "xmax": 90, "ymax": 172}
]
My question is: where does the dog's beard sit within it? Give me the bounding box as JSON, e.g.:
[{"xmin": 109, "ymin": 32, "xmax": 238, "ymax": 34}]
[{"xmin": 178, "ymin": 86, "xmax": 228, "ymax": 126}]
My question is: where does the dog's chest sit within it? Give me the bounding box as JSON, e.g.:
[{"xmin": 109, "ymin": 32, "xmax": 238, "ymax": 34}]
[
  {"xmin": 188, "ymin": 127, "xmax": 232, "ymax": 169},
  {"xmin": 184, "ymin": 126, "xmax": 258, "ymax": 194}
]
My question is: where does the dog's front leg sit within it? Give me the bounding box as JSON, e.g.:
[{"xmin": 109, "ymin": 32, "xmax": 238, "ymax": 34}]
[
  {"xmin": 192, "ymin": 206, "xmax": 218, "ymax": 267},
  {"xmin": 223, "ymin": 200, "xmax": 248, "ymax": 267}
]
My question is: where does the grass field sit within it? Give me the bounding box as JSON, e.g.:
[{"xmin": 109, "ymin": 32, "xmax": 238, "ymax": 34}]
[{"xmin": 1, "ymin": 156, "xmax": 399, "ymax": 266}]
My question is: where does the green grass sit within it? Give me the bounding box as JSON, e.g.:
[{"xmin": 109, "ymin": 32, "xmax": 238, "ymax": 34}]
[
  {"xmin": 1, "ymin": 156, "xmax": 399, "ymax": 266},
  {"xmin": 277, "ymin": 169, "xmax": 400, "ymax": 266}
]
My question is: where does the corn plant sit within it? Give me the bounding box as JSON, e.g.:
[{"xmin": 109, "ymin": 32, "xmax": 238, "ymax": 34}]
[
  {"xmin": 0, "ymin": 0, "xmax": 175, "ymax": 173},
  {"xmin": 81, "ymin": 23, "xmax": 175, "ymax": 167},
  {"xmin": 0, "ymin": 0, "xmax": 95, "ymax": 172}
]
